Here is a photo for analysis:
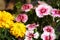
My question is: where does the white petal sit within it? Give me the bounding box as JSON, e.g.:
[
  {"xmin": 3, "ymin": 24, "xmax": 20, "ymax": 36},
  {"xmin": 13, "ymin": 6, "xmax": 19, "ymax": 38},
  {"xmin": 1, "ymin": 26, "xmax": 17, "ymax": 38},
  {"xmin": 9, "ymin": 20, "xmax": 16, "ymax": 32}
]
[
  {"xmin": 24, "ymin": 37, "xmax": 32, "ymax": 40},
  {"xmin": 34, "ymin": 32, "xmax": 39, "ymax": 39},
  {"xmin": 50, "ymin": 33, "xmax": 56, "ymax": 39}
]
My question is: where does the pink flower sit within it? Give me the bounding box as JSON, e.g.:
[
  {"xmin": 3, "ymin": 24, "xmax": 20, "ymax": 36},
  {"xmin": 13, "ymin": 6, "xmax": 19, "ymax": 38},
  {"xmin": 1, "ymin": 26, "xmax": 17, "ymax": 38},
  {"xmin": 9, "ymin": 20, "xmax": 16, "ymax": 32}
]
[
  {"xmin": 26, "ymin": 23, "xmax": 39, "ymax": 30},
  {"xmin": 35, "ymin": 5, "xmax": 52, "ymax": 18},
  {"xmin": 21, "ymin": 4, "xmax": 33, "ymax": 12},
  {"xmin": 24, "ymin": 31, "xmax": 39, "ymax": 40},
  {"xmin": 16, "ymin": 14, "xmax": 28, "ymax": 23},
  {"xmin": 25, "ymin": 31, "xmax": 34, "ymax": 38},
  {"xmin": 43, "ymin": 26, "xmax": 55, "ymax": 33},
  {"xmin": 41, "ymin": 32, "xmax": 56, "ymax": 40},
  {"xmin": 51, "ymin": 9, "xmax": 60, "ymax": 17}
]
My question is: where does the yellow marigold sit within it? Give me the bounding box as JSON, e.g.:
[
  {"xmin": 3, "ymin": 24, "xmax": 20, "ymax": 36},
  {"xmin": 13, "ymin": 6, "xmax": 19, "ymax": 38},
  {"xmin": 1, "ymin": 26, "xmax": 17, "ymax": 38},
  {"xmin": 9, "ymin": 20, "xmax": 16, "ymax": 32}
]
[
  {"xmin": 10, "ymin": 22, "xmax": 26, "ymax": 38},
  {"xmin": 0, "ymin": 11, "xmax": 14, "ymax": 28}
]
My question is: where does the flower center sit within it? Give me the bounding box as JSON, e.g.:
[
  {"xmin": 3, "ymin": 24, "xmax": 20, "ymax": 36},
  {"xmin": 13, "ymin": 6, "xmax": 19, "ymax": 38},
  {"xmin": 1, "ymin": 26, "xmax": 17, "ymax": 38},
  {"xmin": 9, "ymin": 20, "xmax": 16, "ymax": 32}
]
[
  {"xmin": 40, "ymin": 8, "xmax": 47, "ymax": 13},
  {"xmin": 29, "ymin": 33, "xmax": 34, "ymax": 38},
  {"xmin": 55, "ymin": 10, "xmax": 60, "ymax": 14},
  {"xmin": 24, "ymin": 5, "xmax": 29, "ymax": 10},
  {"xmin": 21, "ymin": 16, "xmax": 24, "ymax": 19},
  {"xmin": 46, "ymin": 27, "xmax": 51, "ymax": 32}
]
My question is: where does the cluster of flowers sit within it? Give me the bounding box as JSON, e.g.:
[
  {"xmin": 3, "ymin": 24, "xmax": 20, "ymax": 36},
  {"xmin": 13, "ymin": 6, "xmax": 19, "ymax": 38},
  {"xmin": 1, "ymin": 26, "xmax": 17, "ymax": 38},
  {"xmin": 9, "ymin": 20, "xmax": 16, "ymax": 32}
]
[
  {"xmin": 15, "ymin": 1, "xmax": 59, "ymax": 40},
  {"xmin": 0, "ymin": 11, "xmax": 14, "ymax": 28},
  {"xmin": 20, "ymin": 1, "xmax": 60, "ymax": 18},
  {"xmin": 41, "ymin": 26, "xmax": 56, "ymax": 40},
  {"xmin": 0, "ymin": 1, "xmax": 60, "ymax": 40},
  {"xmin": 0, "ymin": 11, "xmax": 26, "ymax": 38},
  {"xmin": 24, "ymin": 23, "xmax": 39, "ymax": 40}
]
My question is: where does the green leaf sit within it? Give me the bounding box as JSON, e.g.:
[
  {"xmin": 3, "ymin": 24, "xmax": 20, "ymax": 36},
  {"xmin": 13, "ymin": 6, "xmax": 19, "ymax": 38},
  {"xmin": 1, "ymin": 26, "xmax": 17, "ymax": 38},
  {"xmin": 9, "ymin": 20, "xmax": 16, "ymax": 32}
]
[{"xmin": 15, "ymin": 2, "xmax": 22, "ymax": 9}]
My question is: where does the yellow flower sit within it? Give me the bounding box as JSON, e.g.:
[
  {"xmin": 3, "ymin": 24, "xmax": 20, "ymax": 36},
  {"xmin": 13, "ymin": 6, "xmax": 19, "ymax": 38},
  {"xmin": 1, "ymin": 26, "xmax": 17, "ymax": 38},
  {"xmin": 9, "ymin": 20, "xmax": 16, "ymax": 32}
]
[
  {"xmin": 10, "ymin": 22, "xmax": 26, "ymax": 38},
  {"xmin": 0, "ymin": 11, "xmax": 14, "ymax": 28}
]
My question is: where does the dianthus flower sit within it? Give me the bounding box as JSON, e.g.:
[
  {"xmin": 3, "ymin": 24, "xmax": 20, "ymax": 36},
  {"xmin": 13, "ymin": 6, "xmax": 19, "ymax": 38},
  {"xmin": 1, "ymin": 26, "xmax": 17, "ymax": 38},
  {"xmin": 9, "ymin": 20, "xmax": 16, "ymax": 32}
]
[
  {"xmin": 21, "ymin": 4, "xmax": 33, "ymax": 12},
  {"xmin": 41, "ymin": 26, "xmax": 56, "ymax": 40},
  {"xmin": 41, "ymin": 32, "xmax": 56, "ymax": 40},
  {"xmin": 16, "ymin": 14, "xmax": 28, "ymax": 23},
  {"xmin": 51, "ymin": 9, "xmax": 60, "ymax": 17},
  {"xmin": 0, "ymin": 11, "xmax": 14, "ymax": 28},
  {"xmin": 43, "ymin": 26, "xmax": 55, "ymax": 33},
  {"xmin": 10, "ymin": 22, "xmax": 26, "ymax": 38},
  {"xmin": 24, "ymin": 30, "xmax": 39, "ymax": 40},
  {"xmin": 35, "ymin": 5, "xmax": 52, "ymax": 18}
]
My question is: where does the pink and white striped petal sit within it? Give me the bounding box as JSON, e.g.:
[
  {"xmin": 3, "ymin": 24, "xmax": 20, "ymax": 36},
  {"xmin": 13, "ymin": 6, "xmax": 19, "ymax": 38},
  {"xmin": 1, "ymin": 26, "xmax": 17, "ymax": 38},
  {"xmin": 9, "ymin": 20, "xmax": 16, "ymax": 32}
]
[
  {"xmin": 51, "ymin": 9, "xmax": 60, "ymax": 17},
  {"xmin": 26, "ymin": 23, "xmax": 39, "ymax": 30},
  {"xmin": 35, "ymin": 4, "xmax": 52, "ymax": 18},
  {"xmin": 43, "ymin": 26, "xmax": 55, "ymax": 33}
]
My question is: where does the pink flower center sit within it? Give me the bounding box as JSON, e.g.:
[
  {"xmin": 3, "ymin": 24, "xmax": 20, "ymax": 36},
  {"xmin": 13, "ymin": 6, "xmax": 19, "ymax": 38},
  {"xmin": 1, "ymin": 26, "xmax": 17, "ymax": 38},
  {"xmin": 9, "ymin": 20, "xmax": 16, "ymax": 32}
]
[
  {"xmin": 28, "ymin": 33, "xmax": 34, "ymax": 38},
  {"xmin": 17, "ymin": 14, "xmax": 25, "ymax": 22},
  {"xmin": 23, "ymin": 5, "xmax": 30, "ymax": 10},
  {"xmin": 40, "ymin": 8, "xmax": 47, "ymax": 13},
  {"xmin": 46, "ymin": 27, "xmax": 52, "ymax": 32},
  {"xmin": 55, "ymin": 10, "xmax": 60, "ymax": 14},
  {"xmin": 21, "ymin": 15, "xmax": 24, "ymax": 19}
]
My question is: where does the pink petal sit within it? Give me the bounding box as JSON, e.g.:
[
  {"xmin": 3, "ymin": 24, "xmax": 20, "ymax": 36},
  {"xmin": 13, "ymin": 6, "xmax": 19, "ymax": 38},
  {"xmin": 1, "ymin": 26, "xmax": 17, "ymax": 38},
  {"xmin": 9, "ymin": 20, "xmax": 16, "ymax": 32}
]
[
  {"xmin": 51, "ymin": 9, "xmax": 60, "ymax": 17},
  {"xmin": 15, "ymin": 14, "xmax": 28, "ymax": 23},
  {"xmin": 34, "ymin": 32, "xmax": 39, "ymax": 39},
  {"xmin": 21, "ymin": 14, "xmax": 28, "ymax": 23},
  {"xmin": 26, "ymin": 23, "xmax": 39, "ymax": 30},
  {"xmin": 15, "ymin": 14, "xmax": 21, "ymax": 22}
]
